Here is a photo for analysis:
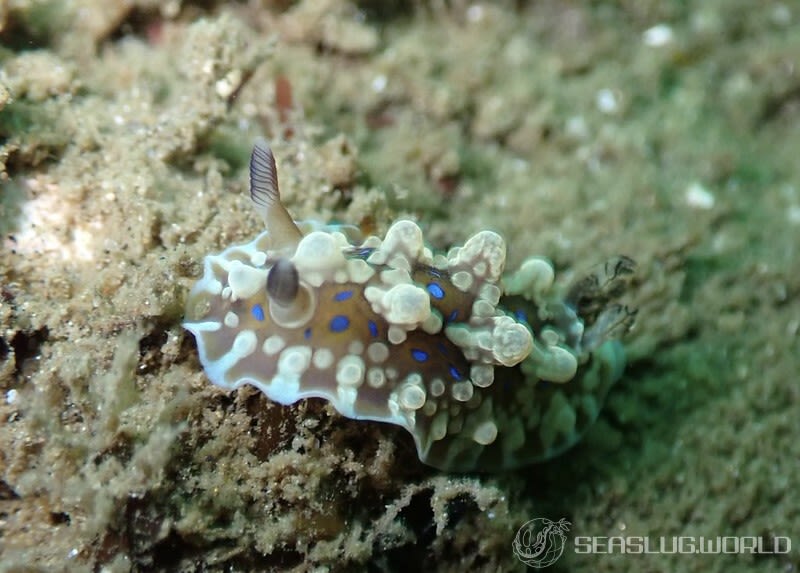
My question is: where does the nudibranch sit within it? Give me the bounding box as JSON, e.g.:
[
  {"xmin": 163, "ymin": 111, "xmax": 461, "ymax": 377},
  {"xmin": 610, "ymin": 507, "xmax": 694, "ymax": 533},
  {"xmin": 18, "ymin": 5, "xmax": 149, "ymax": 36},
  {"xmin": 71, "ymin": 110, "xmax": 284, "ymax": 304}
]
[{"xmin": 184, "ymin": 140, "xmax": 636, "ymax": 471}]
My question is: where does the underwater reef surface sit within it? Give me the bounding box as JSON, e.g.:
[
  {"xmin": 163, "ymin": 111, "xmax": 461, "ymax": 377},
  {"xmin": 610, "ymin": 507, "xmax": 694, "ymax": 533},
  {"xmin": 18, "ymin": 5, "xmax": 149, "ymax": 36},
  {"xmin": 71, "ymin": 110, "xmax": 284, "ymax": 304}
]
[{"xmin": 1, "ymin": 1, "xmax": 798, "ymax": 571}]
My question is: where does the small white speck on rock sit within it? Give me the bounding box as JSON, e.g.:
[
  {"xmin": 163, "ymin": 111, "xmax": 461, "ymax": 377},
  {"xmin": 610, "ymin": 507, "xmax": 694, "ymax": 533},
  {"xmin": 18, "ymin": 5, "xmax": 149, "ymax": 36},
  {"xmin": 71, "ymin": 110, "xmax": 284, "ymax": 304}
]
[
  {"xmin": 642, "ymin": 24, "xmax": 674, "ymax": 47},
  {"xmin": 5, "ymin": 389, "xmax": 18, "ymax": 405},
  {"xmin": 685, "ymin": 182, "xmax": 715, "ymax": 210}
]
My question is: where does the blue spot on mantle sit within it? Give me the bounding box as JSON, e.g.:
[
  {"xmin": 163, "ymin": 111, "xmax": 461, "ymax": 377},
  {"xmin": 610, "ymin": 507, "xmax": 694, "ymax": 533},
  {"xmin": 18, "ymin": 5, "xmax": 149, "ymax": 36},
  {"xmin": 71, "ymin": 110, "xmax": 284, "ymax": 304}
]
[
  {"xmin": 368, "ymin": 320, "xmax": 378, "ymax": 337},
  {"xmin": 329, "ymin": 315, "xmax": 350, "ymax": 333},
  {"xmin": 411, "ymin": 349, "xmax": 429, "ymax": 362},
  {"xmin": 449, "ymin": 364, "xmax": 463, "ymax": 381},
  {"xmin": 334, "ymin": 290, "xmax": 353, "ymax": 301},
  {"xmin": 426, "ymin": 282, "xmax": 445, "ymax": 300},
  {"xmin": 251, "ymin": 304, "xmax": 265, "ymax": 322}
]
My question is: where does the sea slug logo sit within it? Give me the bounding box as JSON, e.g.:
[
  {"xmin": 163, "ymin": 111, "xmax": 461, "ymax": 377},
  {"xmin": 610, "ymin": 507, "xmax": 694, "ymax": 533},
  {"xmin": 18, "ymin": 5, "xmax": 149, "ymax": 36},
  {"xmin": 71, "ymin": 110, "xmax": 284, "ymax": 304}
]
[{"xmin": 512, "ymin": 517, "xmax": 571, "ymax": 568}]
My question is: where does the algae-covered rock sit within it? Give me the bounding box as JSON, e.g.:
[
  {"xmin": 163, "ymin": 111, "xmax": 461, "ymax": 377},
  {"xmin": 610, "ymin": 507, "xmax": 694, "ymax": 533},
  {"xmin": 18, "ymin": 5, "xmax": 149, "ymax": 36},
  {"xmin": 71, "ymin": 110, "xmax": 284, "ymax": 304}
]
[{"xmin": 1, "ymin": 1, "xmax": 799, "ymax": 572}]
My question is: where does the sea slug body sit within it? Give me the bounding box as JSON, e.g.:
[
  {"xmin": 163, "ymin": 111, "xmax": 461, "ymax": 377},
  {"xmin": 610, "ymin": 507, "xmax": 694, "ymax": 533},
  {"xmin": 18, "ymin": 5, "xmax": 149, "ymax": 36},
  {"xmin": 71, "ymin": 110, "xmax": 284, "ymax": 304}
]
[{"xmin": 184, "ymin": 139, "xmax": 637, "ymax": 471}]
